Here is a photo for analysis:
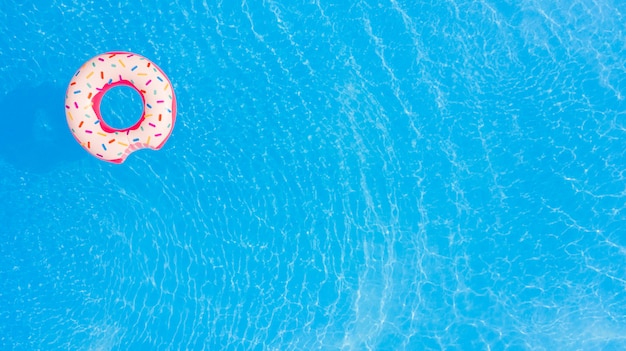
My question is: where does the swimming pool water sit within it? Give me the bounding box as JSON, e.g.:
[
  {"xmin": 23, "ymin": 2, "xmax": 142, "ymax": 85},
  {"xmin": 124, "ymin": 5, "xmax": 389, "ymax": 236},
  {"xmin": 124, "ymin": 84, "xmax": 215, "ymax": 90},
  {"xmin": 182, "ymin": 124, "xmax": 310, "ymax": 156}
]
[{"xmin": 1, "ymin": 1, "xmax": 625, "ymax": 350}]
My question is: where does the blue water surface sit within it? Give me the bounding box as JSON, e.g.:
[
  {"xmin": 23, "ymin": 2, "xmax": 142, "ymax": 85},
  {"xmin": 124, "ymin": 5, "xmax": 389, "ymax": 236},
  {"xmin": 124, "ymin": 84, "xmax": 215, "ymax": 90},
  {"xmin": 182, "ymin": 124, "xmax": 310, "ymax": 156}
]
[{"xmin": 1, "ymin": 0, "xmax": 625, "ymax": 350}]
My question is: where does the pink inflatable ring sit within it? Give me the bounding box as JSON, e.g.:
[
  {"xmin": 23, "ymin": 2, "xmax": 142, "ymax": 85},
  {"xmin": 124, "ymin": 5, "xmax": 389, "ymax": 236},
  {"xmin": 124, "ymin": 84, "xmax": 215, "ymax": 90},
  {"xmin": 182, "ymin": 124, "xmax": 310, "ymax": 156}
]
[{"xmin": 65, "ymin": 52, "xmax": 176, "ymax": 163}]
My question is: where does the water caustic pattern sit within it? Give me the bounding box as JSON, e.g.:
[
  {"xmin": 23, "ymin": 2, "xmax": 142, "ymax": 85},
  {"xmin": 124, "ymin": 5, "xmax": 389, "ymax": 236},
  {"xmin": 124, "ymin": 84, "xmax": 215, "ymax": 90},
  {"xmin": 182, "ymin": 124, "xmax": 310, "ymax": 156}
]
[
  {"xmin": 65, "ymin": 52, "xmax": 176, "ymax": 163},
  {"xmin": 1, "ymin": 0, "xmax": 626, "ymax": 350}
]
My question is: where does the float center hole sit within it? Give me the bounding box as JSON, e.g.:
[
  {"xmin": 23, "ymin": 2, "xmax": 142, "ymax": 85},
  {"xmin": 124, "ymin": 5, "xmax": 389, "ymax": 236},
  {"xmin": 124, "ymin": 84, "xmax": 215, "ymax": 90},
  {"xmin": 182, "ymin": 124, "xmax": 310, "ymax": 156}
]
[{"xmin": 99, "ymin": 85, "xmax": 143, "ymax": 130}]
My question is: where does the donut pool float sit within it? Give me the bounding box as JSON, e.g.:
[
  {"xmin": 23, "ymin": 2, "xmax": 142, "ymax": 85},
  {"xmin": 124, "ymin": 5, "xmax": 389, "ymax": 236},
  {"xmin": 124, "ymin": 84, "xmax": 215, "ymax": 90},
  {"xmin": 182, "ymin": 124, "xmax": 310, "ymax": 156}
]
[{"xmin": 65, "ymin": 52, "xmax": 176, "ymax": 163}]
